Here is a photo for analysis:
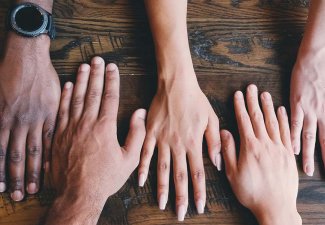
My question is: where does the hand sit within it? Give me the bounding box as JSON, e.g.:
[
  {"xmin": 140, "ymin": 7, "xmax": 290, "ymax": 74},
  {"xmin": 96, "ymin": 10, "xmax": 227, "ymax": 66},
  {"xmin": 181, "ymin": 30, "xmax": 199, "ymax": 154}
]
[
  {"xmin": 0, "ymin": 34, "xmax": 60, "ymax": 200},
  {"xmin": 221, "ymin": 85, "xmax": 301, "ymax": 225},
  {"xmin": 46, "ymin": 57, "xmax": 146, "ymax": 225},
  {"xmin": 138, "ymin": 70, "xmax": 221, "ymax": 221},
  {"xmin": 290, "ymin": 49, "xmax": 325, "ymax": 176}
]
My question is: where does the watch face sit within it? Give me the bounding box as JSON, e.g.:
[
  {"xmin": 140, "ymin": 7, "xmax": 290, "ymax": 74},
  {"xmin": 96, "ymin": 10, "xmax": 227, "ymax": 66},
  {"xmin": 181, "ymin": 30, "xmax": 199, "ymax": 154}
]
[
  {"xmin": 11, "ymin": 4, "xmax": 48, "ymax": 37},
  {"xmin": 16, "ymin": 6, "xmax": 44, "ymax": 32}
]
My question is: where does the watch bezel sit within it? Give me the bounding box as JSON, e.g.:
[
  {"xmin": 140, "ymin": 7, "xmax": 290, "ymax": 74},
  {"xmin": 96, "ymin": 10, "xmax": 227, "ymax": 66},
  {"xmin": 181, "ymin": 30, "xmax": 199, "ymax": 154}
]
[{"xmin": 10, "ymin": 3, "xmax": 49, "ymax": 37}]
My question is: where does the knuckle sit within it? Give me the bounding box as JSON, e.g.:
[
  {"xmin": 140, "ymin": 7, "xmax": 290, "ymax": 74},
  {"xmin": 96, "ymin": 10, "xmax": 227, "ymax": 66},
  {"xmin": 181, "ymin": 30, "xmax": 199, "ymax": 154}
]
[
  {"xmin": 103, "ymin": 90, "xmax": 119, "ymax": 102},
  {"xmin": 303, "ymin": 132, "xmax": 315, "ymax": 141},
  {"xmin": 88, "ymin": 89, "xmax": 102, "ymax": 99},
  {"xmin": 58, "ymin": 110, "xmax": 67, "ymax": 120},
  {"xmin": 157, "ymin": 183, "xmax": 168, "ymax": 192},
  {"xmin": 266, "ymin": 119, "xmax": 278, "ymax": 129},
  {"xmin": 158, "ymin": 161, "xmax": 169, "ymax": 172},
  {"xmin": 43, "ymin": 126, "xmax": 55, "ymax": 140},
  {"xmin": 0, "ymin": 146, "xmax": 6, "ymax": 161},
  {"xmin": 71, "ymin": 96, "xmax": 84, "ymax": 108},
  {"xmin": 10, "ymin": 151, "xmax": 23, "ymax": 163},
  {"xmin": 192, "ymin": 169, "xmax": 205, "ymax": 181},
  {"xmin": 252, "ymin": 111, "xmax": 263, "ymax": 121},
  {"xmin": 27, "ymin": 146, "xmax": 41, "ymax": 158},
  {"xmin": 175, "ymin": 195, "xmax": 187, "ymax": 204},
  {"xmin": 291, "ymin": 120, "xmax": 301, "ymax": 129},
  {"xmin": 175, "ymin": 171, "xmax": 187, "ymax": 183}
]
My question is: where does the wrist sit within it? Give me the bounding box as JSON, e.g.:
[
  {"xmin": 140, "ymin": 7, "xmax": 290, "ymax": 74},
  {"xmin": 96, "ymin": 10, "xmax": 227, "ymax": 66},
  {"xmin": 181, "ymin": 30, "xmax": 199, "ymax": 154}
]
[
  {"xmin": 253, "ymin": 206, "xmax": 302, "ymax": 225},
  {"xmin": 157, "ymin": 66, "xmax": 199, "ymax": 92},
  {"xmin": 14, "ymin": 0, "xmax": 53, "ymax": 13},
  {"xmin": 4, "ymin": 32, "xmax": 51, "ymax": 59},
  {"xmin": 46, "ymin": 189, "xmax": 106, "ymax": 225}
]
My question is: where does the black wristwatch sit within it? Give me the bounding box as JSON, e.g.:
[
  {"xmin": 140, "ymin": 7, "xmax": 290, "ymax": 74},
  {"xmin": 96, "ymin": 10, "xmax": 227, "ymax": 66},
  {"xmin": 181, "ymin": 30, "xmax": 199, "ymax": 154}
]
[{"xmin": 7, "ymin": 3, "xmax": 56, "ymax": 39}]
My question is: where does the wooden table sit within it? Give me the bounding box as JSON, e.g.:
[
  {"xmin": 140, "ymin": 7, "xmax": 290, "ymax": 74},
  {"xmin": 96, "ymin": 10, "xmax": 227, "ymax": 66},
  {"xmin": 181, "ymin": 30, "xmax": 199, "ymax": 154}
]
[{"xmin": 1, "ymin": 0, "xmax": 324, "ymax": 224}]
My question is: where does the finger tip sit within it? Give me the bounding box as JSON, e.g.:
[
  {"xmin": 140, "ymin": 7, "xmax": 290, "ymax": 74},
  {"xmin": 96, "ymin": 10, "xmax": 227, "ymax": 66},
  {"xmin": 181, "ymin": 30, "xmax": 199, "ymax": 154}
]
[
  {"xmin": 247, "ymin": 84, "xmax": 257, "ymax": 91},
  {"xmin": 92, "ymin": 56, "xmax": 104, "ymax": 65},
  {"xmin": 11, "ymin": 190, "xmax": 24, "ymax": 202},
  {"xmin": 79, "ymin": 63, "xmax": 90, "ymax": 72},
  {"xmin": 135, "ymin": 109, "xmax": 147, "ymax": 120},
  {"xmin": 106, "ymin": 63, "xmax": 118, "ymax": 72}
]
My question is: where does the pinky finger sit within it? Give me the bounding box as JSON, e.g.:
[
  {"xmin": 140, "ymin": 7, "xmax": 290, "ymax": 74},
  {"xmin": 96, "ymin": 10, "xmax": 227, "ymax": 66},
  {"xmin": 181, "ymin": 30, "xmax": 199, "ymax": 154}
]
[
  {"xmin": 138, "ymin": 133, "xmax": 156, "ymax": 187},
  {"xmin": 277, "ymin": 107, "xmax": 292, "ymax": 152}
]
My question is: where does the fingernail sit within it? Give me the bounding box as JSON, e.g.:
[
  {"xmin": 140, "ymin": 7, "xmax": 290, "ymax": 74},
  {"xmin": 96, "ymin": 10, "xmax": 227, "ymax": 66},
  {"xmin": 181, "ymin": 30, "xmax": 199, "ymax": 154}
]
[
  {"xmin": 138, "ymin": 173, "xmax": 146, "ymax": 187},
  {"xmin": 65, "ymin": 82, "xmax": 72, "ymax": 89},
  {"xmin": 159, "ymin": 194, "xmax": 167, "ymax": 210},
  {"xmin": 27, "ymin": 183, "xmax": 38, "ymax": 194},
  {"xmin": 196, "ymin": 199, "xmax": 205, "ymax": 214},
  {"xmin": 280, "ymin": 106, "xmax": 287, "ymax": 115},
  {"xmin": 0, "ymin": 182, "xmax": 6, "ymax": 192},
  {"xmin": 136, "ymin": 109, "xmax": 147, "ymax": 120},
  {"xmin": 235, "ymin": 91, "xmax": 243, "ymax": 99},
  {"xmin": 248, "ymin": 84, "xmax": 257, "ymax": 92},
  {"xmin": 79, "ymin": 64, "xmax": 90, "ymax": 72},
  {"xmin": 215, "ymin": 153, "xmax": 222, "ymax": 171},
  {"xmin": 92, "ymin": 56, "xmax": 103, "ymax": 65},
  {"xmin": 177, "ymin": 205, "xmax": 186, "ymax": 222},
  {"xmin": 305, "ymin": 164, "xmax": 314, "ymax": 177},
  {"xmin": 262, "ymin": 92, "xmax": 271, "ymax": 100},
  {"xmin": 107, "ymin": 63, "xmax": 117, "ymax": 72},
  {"xmin": 11, "ymin": 190, "xmax": 23, "ymax": 201}
]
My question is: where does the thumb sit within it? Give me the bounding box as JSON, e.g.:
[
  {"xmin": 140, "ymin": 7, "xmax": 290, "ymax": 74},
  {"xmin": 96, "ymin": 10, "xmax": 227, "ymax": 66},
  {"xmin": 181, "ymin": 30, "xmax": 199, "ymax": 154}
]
[
  {"xmin": 220, "ymin": 130, "xmax": 237, "ymax": 179},
  {"xmin": 124, "ymin": 109, "xmax": 147, "ymax": 166}
]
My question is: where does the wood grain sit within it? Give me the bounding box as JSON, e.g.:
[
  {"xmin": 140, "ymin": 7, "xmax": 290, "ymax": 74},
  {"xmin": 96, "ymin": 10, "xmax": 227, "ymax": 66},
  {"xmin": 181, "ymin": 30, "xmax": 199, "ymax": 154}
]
[{"xmin": 1, "ymin": 0, "xmax": 325, "ymax": 224}]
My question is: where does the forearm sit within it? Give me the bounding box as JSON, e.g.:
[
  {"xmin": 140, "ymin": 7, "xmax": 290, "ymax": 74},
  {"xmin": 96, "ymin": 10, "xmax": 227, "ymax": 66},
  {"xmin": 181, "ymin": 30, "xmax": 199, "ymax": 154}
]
[
  {"xmin": 299, "ymin": 0, "xmax": 325, "ymax": 54},
  {"xmin": 144, "ymin": 0, "xmax": 195, "ymax": 81}
]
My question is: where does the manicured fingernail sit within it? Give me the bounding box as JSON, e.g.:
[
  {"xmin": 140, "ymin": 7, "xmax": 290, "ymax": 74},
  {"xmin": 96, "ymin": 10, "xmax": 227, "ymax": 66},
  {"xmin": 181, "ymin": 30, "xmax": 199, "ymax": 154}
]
[
  {"xmin": 137, "ymin": 109, "xmax": 147, "ymax": 120},
  {"xmin": 293, "ymin": 145, "xmax": 300, "ymax": 155},
  {"xmin": 79, "ymin": 64, "xmax": 90, "ymax": 72},
  {"xmin": 159, "ymin": 194, "xmax": 167, "ymax": 210},
  {"xmin": 196, "ymin": 199, "xmax": 205, "ymax": 214},
  {"xmin": 92, "ymin": 56, "xmax": 103, "ymax": 65},
  {"xmin": 138, "ymin": 173, "xmax": 146, "ymax": 187},
  {"xmin": 305, "ymin": 164, "xmax": 314, "ymax": 177},
  {"xmin": 65, "ymin": 82, "xmax": 72, "ymax": 89},
  {"xmin": 215, "ymin": 153, "xmax": 222, "ymax": 171},
  {"xmin": 27, "ymin": 183, "xmax": 38, "ymax": 194},
  {"xmin": 177, "ymin": 205, "xmax": 186, "ymax": 222},
  {"xmin": 107, "ymin": 63, "xmax": 117, "ymax": 72},
  {"xmin": 11, "ymin": 190, "xmax": 23, "ymax": 201},
  {"xmin": 0, "ymin": 182, "xmax": 6, "ymax": 192}
]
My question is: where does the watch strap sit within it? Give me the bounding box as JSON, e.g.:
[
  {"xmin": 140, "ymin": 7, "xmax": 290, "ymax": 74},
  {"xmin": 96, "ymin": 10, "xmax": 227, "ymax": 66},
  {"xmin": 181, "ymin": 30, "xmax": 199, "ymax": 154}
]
[{"xmin": 47, "ymin": 14, "xmax": 56, "ymax": 40}]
